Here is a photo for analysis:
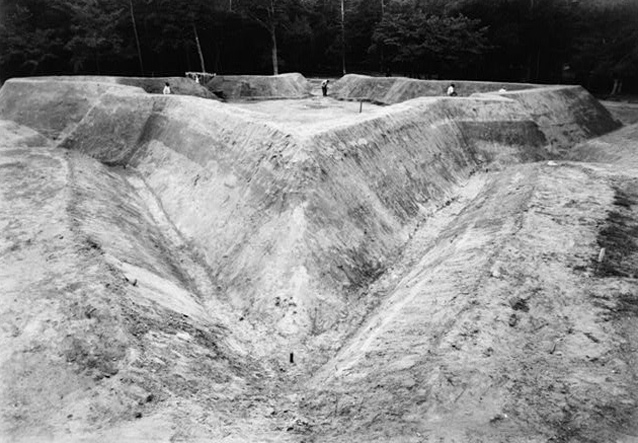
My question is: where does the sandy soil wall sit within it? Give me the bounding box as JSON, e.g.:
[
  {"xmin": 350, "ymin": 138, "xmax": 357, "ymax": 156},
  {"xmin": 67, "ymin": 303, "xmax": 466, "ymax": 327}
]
[
  {"xmin": 50, "ymin": 86, "xmax": 318, "ymax": 347},
  {"xmin": 0, "ymin": 146, "xmax": 281, "ymax": 441},
  {"xmin": 45, "ymin": 83, "xmax": 548, "ymax": 350},
  {"xmin": 3, "ymin": 77, "xmax": 636, "ymax": 442},
  {"xmin": 303, "ymin": 160, "xmax": 638, "ymax": 442},
  {"xmin": 330, "ymin": 75, "xmax": 621, "ymax": 153},
  {"xmin": 18, "ymin": 75, "xmax": 217, "ymax": 99},
  {"xmin": 290, "ymin": 97, "xmax": 548, "ymax": 336},
  {"xmin": 331, "ymin": 74, "xmax": 537, "ymax": 104},
  {"xmin": 601, "ymin": 101, "xmax": 638, "ymax": 126},
  {"xmin": 0, "ymin": 77, "xmax": 614, "ymax": 350},
  {"xmin": 0, "ymin": 78, "xmax": 132, "ymax": 140},
  {"xmin": 206, "ymin": 73, "xmax": 311, "ymax": 100},
  {"xmin": 495, "ymin": 86, "xmax": 622, "ymax": 153}
]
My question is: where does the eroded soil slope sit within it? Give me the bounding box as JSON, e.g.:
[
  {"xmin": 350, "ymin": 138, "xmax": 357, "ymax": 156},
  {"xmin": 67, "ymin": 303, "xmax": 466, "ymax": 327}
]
[
  {"xmin": 0, "ymin": 144, "xmax": 300, "ymax": 442},
  {"xmin": 302, "ymin": 160, "xmax": 638, "ymax": 442}
]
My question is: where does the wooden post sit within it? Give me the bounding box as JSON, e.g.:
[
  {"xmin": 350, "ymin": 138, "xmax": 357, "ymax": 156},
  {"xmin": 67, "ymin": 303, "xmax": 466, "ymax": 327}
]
[{"xmin": 341, "ymin": 0, "xmax": 346, "ymax": 75}]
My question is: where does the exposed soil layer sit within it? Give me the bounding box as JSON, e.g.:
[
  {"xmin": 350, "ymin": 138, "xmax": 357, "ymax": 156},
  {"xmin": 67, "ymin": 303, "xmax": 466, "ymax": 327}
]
[
  {"xmin": 331, "ymin": 74, "xmax": 538, "ymax": 103},
  {"xmin": 303, "ymin": 161, "xmax": 638, "ymax": 442},
  {"xmin": 332, "ymin": 75, "xmax": 621, "ymax": 153},
  {"xmin": 600, "ymin": 100, "xmax": 638, "ymax": 126},
  {"xmin": 568, "ymin": 123, "xmax": 638, "ymax": 169},
  {"xmin": 24, "ymin": 75, "xmax": 219, "ymax": 99},
  {"xmin": 206, "ymin": 73, "xmax": 310, "ymax": 100},
  {"xmin": 1, "ymin": 75, "xmax": 637, "ymax": 442}
]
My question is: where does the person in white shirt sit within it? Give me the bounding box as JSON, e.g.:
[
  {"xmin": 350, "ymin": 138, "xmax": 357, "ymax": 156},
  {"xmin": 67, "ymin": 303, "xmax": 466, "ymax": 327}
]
[
  {"xmin": 163, "ymin": 82, "xmax": 171, "ymax": 94},
  {"xmin": 446, "ymin": 83, "xmax": 457, "ymax": 96}
]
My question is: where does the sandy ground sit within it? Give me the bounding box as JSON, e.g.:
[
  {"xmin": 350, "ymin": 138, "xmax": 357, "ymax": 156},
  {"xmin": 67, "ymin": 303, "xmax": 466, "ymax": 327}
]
[
  {"xmin": 229, "ymin": 97, "xmax": 381, "ymax": 127},
  {"xmin": 1, "ymin": 84, "xmax": 638, "ymax": 442},
  {"xmin": 227, "ymin": 81, "xmax": 384, "ymax": 136}
]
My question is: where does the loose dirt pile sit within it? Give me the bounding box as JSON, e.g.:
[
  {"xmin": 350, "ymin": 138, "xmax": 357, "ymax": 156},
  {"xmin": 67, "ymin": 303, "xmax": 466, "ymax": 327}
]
[
  {"xmin": 1, "ymin": 75, "xmax": 637, "ymax": 442},
  {"xmin": 205, "ymin": 73, "xmax": 311, "ymax": 100}
]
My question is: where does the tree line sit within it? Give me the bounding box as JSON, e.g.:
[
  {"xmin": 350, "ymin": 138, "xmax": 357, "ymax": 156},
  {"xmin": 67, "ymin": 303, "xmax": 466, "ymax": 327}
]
[{"xmin": 1, "ymin": 0, "xmax": 637, "ymax": 93}]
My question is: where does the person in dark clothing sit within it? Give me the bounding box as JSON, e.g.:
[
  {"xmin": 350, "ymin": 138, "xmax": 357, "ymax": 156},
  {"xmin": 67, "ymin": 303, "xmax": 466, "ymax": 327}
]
[{"xmin": 321, "ymin": 79, "xmax": 329, "ymax": 97}]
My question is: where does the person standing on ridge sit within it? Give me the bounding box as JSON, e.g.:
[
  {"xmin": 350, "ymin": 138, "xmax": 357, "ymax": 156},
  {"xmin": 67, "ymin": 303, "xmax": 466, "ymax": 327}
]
[
  {"xmin": 163, "ymin": 82, "xmax": 171, "ymax": 94},
  {"xmin": 321, "ymin": 79, "xmax": 329, "ymax": 97}
]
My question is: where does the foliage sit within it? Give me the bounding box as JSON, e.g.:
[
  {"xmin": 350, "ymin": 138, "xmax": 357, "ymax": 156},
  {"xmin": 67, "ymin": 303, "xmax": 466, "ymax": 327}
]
[
  {"xmin": 569, "ymin": 1, "xmax": 638, "ymax": 91},
  {"xmin": 0, "ymin": 0, "xmax": 65, "ymax": 76},
  {"xmin": 62, "ymin": 0, "xmax": 125, "ymax": 73},
  {"xmin": 371, "ymin": 8, "xmax": 488, "ymax": 77},
  {"xmin": 0, "ymin": 0, "xmax": 637, "ymax": 92},
  {"xmin": 454, "ymin": 0, "xmax": 578, "ymax": 82}
]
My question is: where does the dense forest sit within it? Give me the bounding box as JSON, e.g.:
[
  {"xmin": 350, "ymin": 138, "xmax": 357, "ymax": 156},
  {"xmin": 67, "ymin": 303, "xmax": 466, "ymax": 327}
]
[{"xmin": 1, "ymin": 0, "xmax": 637, "ymax": 93}]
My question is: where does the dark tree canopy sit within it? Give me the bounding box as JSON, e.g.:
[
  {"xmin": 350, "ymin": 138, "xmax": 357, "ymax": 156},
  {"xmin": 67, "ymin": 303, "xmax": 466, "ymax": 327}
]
[
  {"xmin": 371, "ymin": 9, "xmax": 488, "ymax": 78},
  {"xmin": 1, "ymin": 0, "xmax": 637, "ymax": 93}
]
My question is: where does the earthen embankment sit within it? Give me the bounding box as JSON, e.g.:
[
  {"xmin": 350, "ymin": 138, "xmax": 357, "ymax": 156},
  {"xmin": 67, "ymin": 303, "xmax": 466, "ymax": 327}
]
[
  {"xmin": 1, "ymin": 75, "xmax": 635, "ymax": 442},
  {"xmin": 331, "ymin": 73, "xmax": 536, "ymax": 104},
  {"xmin": 0, "ymin": 77, "xmax": 615, "ymax": 350},
  {"xmin": 22, "ymin": 81, "xmax": 551, "ymax": 350}
]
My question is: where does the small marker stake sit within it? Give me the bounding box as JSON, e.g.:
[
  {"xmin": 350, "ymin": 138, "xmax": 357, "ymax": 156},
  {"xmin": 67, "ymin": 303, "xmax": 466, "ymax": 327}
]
[
  {"xmin": 597, "ymin": 247, "xmax": 606, "ymax": 263},
  {"xmin": 359, "ymin": 100, "xmax": 363, "ymax": 113}
]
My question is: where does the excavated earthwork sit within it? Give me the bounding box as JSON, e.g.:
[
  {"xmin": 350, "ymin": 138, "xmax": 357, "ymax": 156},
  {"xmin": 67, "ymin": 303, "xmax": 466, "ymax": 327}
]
[
  {"xmin": 1, "ymin": 74, "xmax": 637, "ymax": 442},
  {"xmin": 330, "ymin": 74, "xmax": 539, "ymax": 104},
  {"xmin": 205, "ymin": 73, "xmax": 311, "ymax": 100}
]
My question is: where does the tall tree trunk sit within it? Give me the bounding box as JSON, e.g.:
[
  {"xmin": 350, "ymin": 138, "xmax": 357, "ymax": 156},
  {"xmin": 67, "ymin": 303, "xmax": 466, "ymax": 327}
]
[
  {"xmin": 341, "ymin": 0, "xmax": 346, "ymax": 75},
  {"xmin": 267, "ymin": 0, "xmax": 278, "ymax": 75},
  {"xmin": 270, "ymin": 25, "xmax": 279, "ymax": 75},
  {"xmin": 193, "ymin": 23, "xmax": 206, "ymax": 73},
  {"xmin": 380, "ymin": 0, "xmax": 385, "ymax": 73},
  {"xmin": 192, "ymin": 22, "xmax": 206, "ymax": 72},
  {"xmin": 129, "ymin": 0, "xmax": 144, "ymax": 75},
  {"xmin": 611, "ymin": 78, "xmax": 622, "ymax": 95}
]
